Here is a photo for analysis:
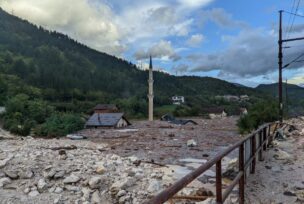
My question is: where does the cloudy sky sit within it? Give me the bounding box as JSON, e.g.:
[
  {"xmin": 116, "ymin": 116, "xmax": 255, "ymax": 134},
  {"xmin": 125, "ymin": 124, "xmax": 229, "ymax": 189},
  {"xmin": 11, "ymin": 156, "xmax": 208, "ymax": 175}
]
[{"xmin": 1, "ymin": 0, "xmax": 304, "ymax": 87}]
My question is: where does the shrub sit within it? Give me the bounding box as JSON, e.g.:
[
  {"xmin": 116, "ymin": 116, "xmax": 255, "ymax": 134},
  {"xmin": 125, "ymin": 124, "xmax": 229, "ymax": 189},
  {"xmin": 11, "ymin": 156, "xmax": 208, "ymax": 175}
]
[
  {"xmin": 3, "ymin": 94, "xmax": 54, "ymax": 136},
  {"xmin": 237, "ymin": 100, "xmax": 279, "ymax": 134},
  {"xmin": 35, "ymin": 113, "xmax": 85, "ymax": 137}
]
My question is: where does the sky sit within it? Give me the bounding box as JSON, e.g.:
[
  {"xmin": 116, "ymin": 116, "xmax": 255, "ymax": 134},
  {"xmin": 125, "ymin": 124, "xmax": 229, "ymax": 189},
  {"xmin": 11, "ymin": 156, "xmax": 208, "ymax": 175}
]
[{"xmin": 0, "ymin": 0, "xmax": 304, "ymax": 87}]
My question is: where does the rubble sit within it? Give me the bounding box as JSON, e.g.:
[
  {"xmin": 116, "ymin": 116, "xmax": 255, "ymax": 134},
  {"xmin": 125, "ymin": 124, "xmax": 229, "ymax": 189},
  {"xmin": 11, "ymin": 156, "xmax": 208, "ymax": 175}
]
[
  {"xmin": 187, "ymin": 139, "xmax": 197, "ymax": 147},
  {"xmin": 0, "ymin": 117, "xmax": 244, "ymax": 203},
  {"xmin": 246, "ymin": 117, "xmax": 304, "ymax": 204}
]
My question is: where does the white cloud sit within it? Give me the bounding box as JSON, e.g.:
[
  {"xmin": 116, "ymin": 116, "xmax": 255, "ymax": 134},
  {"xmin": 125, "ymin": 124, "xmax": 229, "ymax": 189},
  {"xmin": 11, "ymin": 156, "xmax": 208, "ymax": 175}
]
[
  {"xmin": 178, "ymin": 0, "xmax": 214, "ymax": 8},
  {"xmin": 187, "ymin": 34, "xmax": 205, "ymax": 46},
  {"xmin": 0, "ymin": 0, "xmax": 125, "ymax": 55},
  {"xmin": 200, "ymin": 8, "xmax": 248, "ymax": 29},
  {"xmin": 134, "ymin": 40, "xmax": 181, "ymax": 61},
  {"xmin": 188, "ymin": 28, "xmax": 304, "ymax": 77}
]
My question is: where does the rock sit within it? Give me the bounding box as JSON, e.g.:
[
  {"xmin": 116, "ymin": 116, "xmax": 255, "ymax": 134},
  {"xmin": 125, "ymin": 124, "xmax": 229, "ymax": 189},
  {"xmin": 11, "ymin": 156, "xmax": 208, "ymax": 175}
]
[
  {"xmin": 296, "ymin": 190, "xmax": 304, "ymax": 201},
  {"xmin": 284, "ymin": 190, "xmax": 296, "ymax": 196},
  {"xmin": 147, "ymin": 179, "xmax": 161, "ymax": 192},
  {"xmin": 89, "ymin": 176, "xmax": 103, "ymax": 189},
  {"xmin": 0, "ymin": 177, "xmax": 11, "ymax": 187},
  {"xmin": 117, "ymin": 190, "xmax": 127, "ymax": 197},
  {"xmin": 53, "ymin": 198, "xmax": 60, "ymax": 204},
  {"xmin": 37, "ymin": 178, "xmax": 47, "ymax": 192},
  {"xmin": 63, "ymin": 174, "xmax": 80, "ymax": 184},
  {"xmin": 274, "ymin": 150, "xmax": 291, "ymax": 160},
  {"xmin": 196, "ymin": 187, "xmax": 214, "ymax": 196},
  {"xmin": 118, "ymin": 195, "xmax": 129, "ymax": 204},
  {"xmin": 4, "ymin": 170, "xmax": 19, "ymax": 179},
  {"xmin": 24, "ymin": 187, "xmax": 30, "ymax": 194},
  {"xmin": 54, "ymin": 187, "xmax": 63, "ymax": 194},
  {"xmin": 202, "ymin": 154, "xmax": 209, "ymax": 157},
  {"xmin": 91, "ymin": 190, "xmax": 101, "ymax": 204},
  {"xmin": 48, "ymin": 186, "xmax": 55, "ymax": 193},
  {"xmin": 54, "ymin": 170, "xmax": 65, "ymax": 179},
  {"xmin": 19, "ymin": 169, "xmax": 34, "ymax": 179},
  {"xmin": 28, "ymin": 190, "xmax": 40, "ymax": 197},
  {"xmin": 276, "ymin": 129, "xmax": 286, "ymax": 140},
  {"xmin": 81, "ymin": 187, "xmax": 91, "ymax": 201},
  {"xmin": 96, "ymin": 165, "xmax": 106, "ymax": 174},
  {"xmin": 0, "ymin": 157, "xmax": 11, "ymax": 169},
  {"xmin": 65, "ymin": 185, "xmax": 80, "ymax": 192},
  {"xmin": 265, "ymin": 165, "xmax": 272, "ymax": 169},
  {"xmin": 110, "ymin": 178, "xmax": 134, "ymax": 195},
  {"xmin": 187, "ymin": 139, "xmax": 197, "ymax": 147},
  {"xmin": 58, "ymin": 150, "xmax": 66, "ymax": 155}
]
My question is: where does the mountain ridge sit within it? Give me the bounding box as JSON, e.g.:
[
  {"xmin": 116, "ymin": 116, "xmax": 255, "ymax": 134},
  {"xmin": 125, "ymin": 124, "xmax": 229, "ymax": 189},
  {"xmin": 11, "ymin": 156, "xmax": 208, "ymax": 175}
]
[{"xmin": 0, "ymin": 7, "xmax": 267, "ymax": 117}]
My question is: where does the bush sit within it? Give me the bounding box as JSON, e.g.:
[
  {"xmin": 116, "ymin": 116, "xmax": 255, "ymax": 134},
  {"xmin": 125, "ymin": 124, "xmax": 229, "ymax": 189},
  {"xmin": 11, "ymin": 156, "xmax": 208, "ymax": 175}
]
[
  {"xmin": 237, "ymin": 100, "xmax": 279, "ymax": 134},
  {"xmin": 3, "ymin": 94, "xmax": 54, "ymax": 136},
  {"xmin": 35, "ymin": 113, "xmax": 85, "ymax": 137}
]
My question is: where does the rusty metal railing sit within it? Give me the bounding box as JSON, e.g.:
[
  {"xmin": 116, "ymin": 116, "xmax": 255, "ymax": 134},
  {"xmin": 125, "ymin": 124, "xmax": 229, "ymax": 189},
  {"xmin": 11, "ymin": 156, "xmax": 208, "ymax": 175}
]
[{"xmin": 147, "ymin": 121, "xmax": 285, "ymax": 204}]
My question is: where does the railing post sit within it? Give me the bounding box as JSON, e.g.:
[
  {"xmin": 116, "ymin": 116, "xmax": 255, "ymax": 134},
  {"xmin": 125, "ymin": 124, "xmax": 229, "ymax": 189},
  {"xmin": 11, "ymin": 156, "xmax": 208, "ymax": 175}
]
[
  {"xmin": 258, "ymin": 131, "xmax": 263, "ymax": 161},
  {"xmin": 250, "ymin": 135, "xmax": 256, "ymax": 174},
  {"xmin": 263, "ymin": 127, "xmax": 267, "ymax": 151},
  {"xmin": 216, "ymin": 160, "xmax": 222, "ymax": 203},
  {"xmin": 239, "ymin": 143, "xmax": 245, "ymax": 204}
]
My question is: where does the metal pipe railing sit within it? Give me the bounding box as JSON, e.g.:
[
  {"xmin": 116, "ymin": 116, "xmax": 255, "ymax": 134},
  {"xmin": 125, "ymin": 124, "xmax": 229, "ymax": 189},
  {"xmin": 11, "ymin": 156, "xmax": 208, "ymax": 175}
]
[{"xmin": 146, "ymin": 122, "xmax": 282, "ymax": 204}]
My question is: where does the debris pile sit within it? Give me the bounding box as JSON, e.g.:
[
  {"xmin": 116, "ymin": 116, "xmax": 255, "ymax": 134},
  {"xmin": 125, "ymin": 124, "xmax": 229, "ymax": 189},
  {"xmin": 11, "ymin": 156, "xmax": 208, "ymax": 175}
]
[
  {"xmin": 245, "ymin": 117, "xmax": 304, "ymax": 203},
  {"xmin": 0, "ymin": 137, "xmax": 175, "ymax": 204}
]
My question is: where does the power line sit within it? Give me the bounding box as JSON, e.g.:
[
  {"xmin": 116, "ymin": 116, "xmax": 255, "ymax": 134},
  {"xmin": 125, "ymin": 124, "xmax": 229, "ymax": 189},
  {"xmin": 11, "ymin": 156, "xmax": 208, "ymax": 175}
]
[
  {"xmin": 284, "ymin": 0, "xmax": 297, "ymax": 39},
  {"xmin": 283, "ymin": 52, "xmax": 304, "ymax": 68},
  {"xmin": 284, "ymin": 0, "xmax": 301, "ymax": 50},
  {"xmin": 283, "ymin": 10, "xmax": 304, "ymax": 18},
  {"xmin": 287, "ymin": 0, "xmax": 301, "ymax": 36}
]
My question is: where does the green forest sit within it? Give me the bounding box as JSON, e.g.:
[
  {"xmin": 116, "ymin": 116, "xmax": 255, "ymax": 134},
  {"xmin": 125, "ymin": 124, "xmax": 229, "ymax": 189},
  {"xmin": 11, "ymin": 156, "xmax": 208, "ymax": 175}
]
[{"xmin": 0, "ymin": 7, "xmax": 303, "ymax": 136}]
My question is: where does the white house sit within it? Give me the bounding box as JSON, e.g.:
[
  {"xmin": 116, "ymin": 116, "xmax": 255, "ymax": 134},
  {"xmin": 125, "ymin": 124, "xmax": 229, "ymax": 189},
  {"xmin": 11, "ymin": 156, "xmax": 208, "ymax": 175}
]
[{"xmin": 172, "ymin": 96, "xmax": 185, "ymax": 105}]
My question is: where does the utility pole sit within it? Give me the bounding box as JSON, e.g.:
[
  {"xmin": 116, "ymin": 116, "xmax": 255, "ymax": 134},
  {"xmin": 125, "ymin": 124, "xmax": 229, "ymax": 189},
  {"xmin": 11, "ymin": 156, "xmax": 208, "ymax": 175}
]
[
  {"xmin": 285, "ymin": 79, "xmax": 288, "ymax": 117},
  {"xmin": 278, "ymin": 10, "xmax": 304, "ymax": 122},
  {"xmin": 278, "ymin": 10, "xmax": 283, "ymax": 122}
]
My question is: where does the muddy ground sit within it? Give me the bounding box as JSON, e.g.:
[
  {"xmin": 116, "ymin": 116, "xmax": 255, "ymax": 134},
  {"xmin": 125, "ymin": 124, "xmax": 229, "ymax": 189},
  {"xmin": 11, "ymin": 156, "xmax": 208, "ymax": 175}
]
[{"xmin": 79, "ymin": 116, "xmax": 241, "ymax": 165}]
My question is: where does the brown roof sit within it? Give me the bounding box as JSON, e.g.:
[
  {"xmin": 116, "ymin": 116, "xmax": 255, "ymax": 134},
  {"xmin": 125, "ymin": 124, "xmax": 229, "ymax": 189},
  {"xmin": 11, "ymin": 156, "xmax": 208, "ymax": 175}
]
[{"xmin": 94, "ymin": 104, "xmax": 118, "ymax": 110}]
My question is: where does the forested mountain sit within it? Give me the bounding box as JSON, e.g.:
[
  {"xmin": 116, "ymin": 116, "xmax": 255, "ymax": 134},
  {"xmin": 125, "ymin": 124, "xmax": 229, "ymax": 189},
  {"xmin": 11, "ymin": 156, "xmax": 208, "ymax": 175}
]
[
  {"xmin": 0, "ymin": 7, "xmax": 267, "ymax": 116},
  {"xmin": 256, "ymin": 83, "xmax": 304, "ymax": 116}
]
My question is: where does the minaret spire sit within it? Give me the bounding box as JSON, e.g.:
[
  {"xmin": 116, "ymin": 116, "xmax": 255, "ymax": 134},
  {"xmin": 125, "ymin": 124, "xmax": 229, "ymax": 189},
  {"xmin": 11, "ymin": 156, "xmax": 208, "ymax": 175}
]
[{"xmin": 148, "ymin": 56, "xmax": 154, "ymax": 121}]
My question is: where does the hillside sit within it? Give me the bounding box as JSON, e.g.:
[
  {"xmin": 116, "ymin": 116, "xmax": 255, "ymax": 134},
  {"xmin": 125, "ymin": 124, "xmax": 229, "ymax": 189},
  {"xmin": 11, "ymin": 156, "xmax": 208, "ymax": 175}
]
[
  {"xmin": 256, "ymin": 83, "xmax": 304, "ymax": 116},
  {"xmin": 0, "ymin": 7, "xmax": 265, "ymax": 119}
]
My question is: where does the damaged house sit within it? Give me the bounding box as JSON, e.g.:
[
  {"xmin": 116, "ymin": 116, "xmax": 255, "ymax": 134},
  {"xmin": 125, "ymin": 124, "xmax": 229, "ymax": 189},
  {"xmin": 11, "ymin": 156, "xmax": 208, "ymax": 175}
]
[
  {"xmin": 202, "ymin": 107, "xmax": 227, "ymax": 119},
  {"xmin": 85, "ymin": 113, "xmax": 131, "ymax": 129}
]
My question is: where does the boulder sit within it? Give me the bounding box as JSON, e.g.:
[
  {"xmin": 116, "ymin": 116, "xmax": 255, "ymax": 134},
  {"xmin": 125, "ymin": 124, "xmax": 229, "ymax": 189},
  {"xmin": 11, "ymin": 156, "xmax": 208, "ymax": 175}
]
[
  {"xmin": 18, "ymin": 169, "xmax": 34, "ymax": 179},
  {"xmin": 187, "ymin": 139, "xmax": 197, "ymax": 147},
  {"xmin": 147, "ymin": 179, "xmax": 161, "ymax": 192},
  {"xmin": 63, "ymin": 174, "xmax": 80, "ymax": 184},
  {"xmin": 96, "ymin": 165, "xmax": 106, "ymax": 174},
  {"xmin": 91, "ymin": 190, "xmax": 102, "ymax": 204},
  {"xmin": 54, "ymin": 170, "xmax": 65, "ymax": 179},
  {"xmin": 89, "ymin": 176, "xmax": 103, "ymax": 189},
  {"xmin": 0, "ymin": 177, "xmax": 11, "ymax": 187},
  {"xmin": 0, "ymin": 157, "xmax": 11, "ymax": 169},
  {"xmin": 4, "ymin": 170, "xmax": 19, "ymax": 179},
  {"xmin": 273, "ymin": 150, "xmax": 291, "ymax": 160},
  {"xmin": 28, "ymin": 190, "xmax": 40, "ymax": 197},
  {"xmin": 37, "ymin": 178, "xmax": 47, "ymax": 192},
  {"xmin": 54, "ymin": 187, "xmax": 63, "ymax": 194}
]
